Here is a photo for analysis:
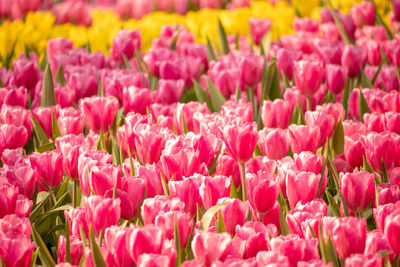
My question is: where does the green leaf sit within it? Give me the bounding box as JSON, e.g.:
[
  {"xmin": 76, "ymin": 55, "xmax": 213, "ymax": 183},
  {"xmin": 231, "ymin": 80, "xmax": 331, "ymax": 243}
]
[
  {"xmin": 326, "ymin": 0, "xmax": 353, "ymax": 44},
  {"xmin": 199, "ymin": 202, "xmax": 228, "ymax": 232},
  {"xmin": 206, "ymin": 37, "xmax": 216, "ymax": 62},
  {"xmin": 88, "ymin": 226, "xmax": 107, "ymax": 267},
  {"xmin": 79, "ymin": 225, "xmax": 88, "ymax": 249},
  {"xmin": 41, "ymin": 64, "xmax": 57, "ymax": 107},
  {"xmin": 29, "ymin": 193, "xmax": 51, "ymax": 221},
  {"xmin": 97, "ymin": 76, "xmax": 105, "ymax": 97},
  {"xmin": 235, "ymin": 83, "xmax": 241, "ymax": 101},
  {"xmin": 193, "ymin": 80, "xmax": 213, "ymax": 111},
  {"xmin": 29, "ymin": 249, "xmax": 39, "ymax": 267},
  {"xmin": 372, "ymin": 1, "xmax": 393, "ymax": 40},
  {"xmin": 40, "ymin": 53, "xmax": 48, "ymax": 71},
  {"xmin": 169, "ymin": 34, "xmax": 179, "ymax": 51},
  {"xmin": 371, "ymin": 63, "xmax": 383, "ymax": 85},
  {"xmin": 326, "ymin": 191, "xmax": 340, "ymax": 217},
  {"xmin": 52, "ymin": 111, "xmax": 61, "ymax": 139},
  {"xmin": 358, "ymin": 89, "xmax": 370, "ymax": 122},
  {"xmin": 342, "ymin": 78, "xmax": 351, "ymax": 119},
  {"xmin": 122, "ymin": 54, "xmax": 132, "ymax": 70},
  {"xmin": 266, "ymin": 60, "xmax": 281, "ymax": 101},
  {"xmin": 217, "ymin": 18, "xmax": 230, "ymax": 55},
  {"xmin": 332, "ymin": 119, "xmax": 345, "ymax": 155},
  {"xmin": 208, "ymin": 144, "xmax": 222, "ymax": 175},
  {"xmin": 55, "ymin": 64, "xmax": 66, "ymax": 87},
  {"xmin": 31, "ymin": 225, "xmax": 56, "ymax": 267},
  {"xmin": 361, "ymin": 68, "xmax": 373, "ymax": 88},
  {"xmin": 207, "ymin": 79, "xmax": 226, "ymax": 112},
  {"xmin": 55, "ymin": 176, "xmax": 70, "ymax": 199},
  {"xmin": 382, "ymin": 158, "xmax": 389, "ymax": 184},
  {"xmin": 36, "ymin": 142, "xmax": 56, "ymax": 153},
  {"xmin": 65, "ymin": 217, "xmax": 71, "ymax": 263},
  {"xmin": 217, "ymin": 211, "xmax": 226, "ymax": 233},
  {"xmin": 31, "ymin": 117, "xmax": 49, "ymax": 146},
  {"xmin": 363, "ymin": 155, "xmax": 375, "ymax": 173},
  {"xmin": 260, "ymin": 30, "xmax": 271, "ymax": 57},
  {"xmin": 340, "ymin": 194, "xmax": 350, "ymax": 217},
  {"xmin": 160, "ymin": 173, "xmax": 170, "ymax": 196},
  {"xmin": 230, "ymin": 183, "xmax": 241, "ymax": 199}
]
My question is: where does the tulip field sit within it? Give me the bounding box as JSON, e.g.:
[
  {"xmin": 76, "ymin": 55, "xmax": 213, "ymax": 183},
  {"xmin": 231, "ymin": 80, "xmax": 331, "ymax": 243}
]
[{"xmin": 2, "ymin": 0, "xmax": 400, "ymax": 266}]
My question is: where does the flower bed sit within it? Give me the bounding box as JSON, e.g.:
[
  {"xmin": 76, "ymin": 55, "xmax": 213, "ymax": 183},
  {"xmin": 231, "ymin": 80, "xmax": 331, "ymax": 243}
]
[{"xmin": 1, "ymin": 0, "xmax": 400, "ymax": 266}]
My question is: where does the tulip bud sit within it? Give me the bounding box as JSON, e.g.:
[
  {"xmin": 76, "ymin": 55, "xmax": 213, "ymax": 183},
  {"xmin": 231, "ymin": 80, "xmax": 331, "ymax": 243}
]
[{"xmin": 293, "ymin": 60, "xmax": 324, "ymax": 97}]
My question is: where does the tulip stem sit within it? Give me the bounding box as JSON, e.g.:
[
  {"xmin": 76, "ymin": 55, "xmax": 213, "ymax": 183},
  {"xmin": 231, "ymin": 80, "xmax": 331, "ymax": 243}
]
[
  {"xmin": 73, "ymin": 179, "xmax": 78, "ymax": 208},
  {"xmin": 306, "ymin": 96, "xmax": 312, "ymax": 111},
  {"xmin": 239, "ymin": 162, "xmax": 247, "ymax": 201}
]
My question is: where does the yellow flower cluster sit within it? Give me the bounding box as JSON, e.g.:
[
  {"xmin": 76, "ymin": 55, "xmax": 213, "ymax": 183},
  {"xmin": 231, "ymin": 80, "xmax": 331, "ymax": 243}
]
[{"xmin": 0, "ymin": 0, "xmax": 393, "ymax": 66}]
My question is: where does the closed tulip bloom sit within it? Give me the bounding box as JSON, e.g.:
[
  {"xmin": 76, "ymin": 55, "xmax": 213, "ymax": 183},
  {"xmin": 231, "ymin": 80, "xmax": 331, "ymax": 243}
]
[
  {"xmin": 84, "ymin": 196, "xmax": 121, "ymax": 236},
  {"xmin": 199, "ymin": 175, "xmax": 231, "ymax": 209},
  {"xmin": 256, "ymin": 251, "xmax": 290, "ymax": 266},
  {"xmin": 214, "ymin": 153, "xmax": 241, "ymax": 188},
  {"xmin": 105, "ymin": 177, "xmax": 145, "ymax": 221},
  {"xmin": 293, "ymin": 60, "xmax": 324, "ymax": 97},
  {"xmin": 345, "ymin": 254, "xmax": 383, "ymax": 267},
  {"xmin": 137, "ymin": 254, "xmax": 171, "ymax": 267},
  {"xmin": 364, "ymin": 133, "xmax": 395, "ymax": 172},
  {"xmin": 239, "ymin": 55, "xmax": 264, "ymax": 89},
  {"xmin": 340, "ymin": 171, "xmax": 375, "ymax": 211},
  {"xmin": 123, "ymin": 86, "xmax": 155, "ymax": 115},
  {"xmin": 0, "ymin": 105, "xmax": 32, "ymax": 139},
  {"xmin": 378, "ymin": 184, "xmax": 400, "ymax": 205},
  {"xmin": 350, "ymin": 1, "xmax": 375, "ymax": 28},
  {"xmin": 305, "ymin": 111, "xmax": 336, "ymax": 147},
  {"xmin": 110, "ymin": 29, "xmax": 141, "ymax": 63},
  {"xmin": 249, "ymin": 17, "xmax": 272, "ymax": 45},
  {"xmin": 218, "ymin": 198, "xmax": 249, "ymax": 235},
  {"xmin": 56, "ymin": 134, "xmax": 85, "ymax": 179},
  {"xmin": 80, "ymin": 96, "xmax": 119, "ymax": 133},
  {"xmin": 270, "ymin": 234, "xmax": 319, "ymax": 266},
  {"xmin": 57, "ymin": 235, "xmax": 83, "ymax": 266},
  {"xmin": 258, "ymin": 128, "xmax": 289, "ymax": 160},
  {"xmin": 384, "ymin": 210, "xmax": 400, "ymax": 254},
  {"xmin": 0, "ymin": 124, "xmax": 28, "ymax": 152},
  {"xmin": 103, "ymin": 226, "xmax": 134, "ymax": 267},
  {"xmin": 157, "ymin": 79, "xmax": 185, "ymax": 104},
  {"xmin": 314, "ymin": 40, "xmax": 343, "ymax": 65},
  {"xmin": 141, "ymin": 195, "xmax": 185, "ymax": 225},
  {"xmin": 129, "ymin": 224, "xmax": 164, "ymax": 263},
  {"xmin": 134, "ymin": 124, "xmax": 169, "ymax": 164},
  {"xmin": 288, "ymin": 125, "xmax": 321, "ymax": 154},
  {"xmin": 341, "ymin": 45, "xmax": 367, "ymax": 78},
  {"xmin": 294, "ymin": 151, "xmax": 322, "ymax": 174},
  {"xmin": 192, "ymin": 230, "xmax": 231, "ymax": 265},
  {"xmin": 89, "ymin": 164, "xmax": 121, "ymax": 196},
  {"xmin": 325, "ymin": 64, "xmax": 348, "ymax": 95},
  {"xmin": 155, "ymin": 211, "xmax": 194, "ymax": 248},
  {"xmin": 276, "ymin": 48, "xmax": 303, "ymax": 80},
  {"xmin": 12, "ymin": 55, "xmax": 40, "ymax": 91},
  {"xmin": 344, "ymin": 134, "xmax": 365, "ymax": 168},
  {"xmin": 0, "ymin": 184, "xmax": 19, "ymax": 218},
  {"xmin": 325, "ymin": 217, "xmax": 367, "ymax": 259},
  {"xmin": 219, "ymin": 122, "xmax": 259, "ymax": 163},
  {"xmin": 236, "ymin": 222, "xmax": 273, "ymax": 258},
  {"xmin": 29, "ymin": 151, "xmax": 63, "ymax": 189},
  {"xmin": 364, "ymin": 230, "xmax": 391, "ymax": 256},
  {"xmin": 169, "ymin": 178, "xmax": 203, "ymax": 216},
  {"xmin": 286, "ymin": 171, "xmax": 322, "ymax": 209},
  {"xmin": 246, "ymin": 172, "xmax": 278, "ymax": 214},
  {"xmin": 261, "ymin": 99, "xmax": 292, "ymax": 129}
]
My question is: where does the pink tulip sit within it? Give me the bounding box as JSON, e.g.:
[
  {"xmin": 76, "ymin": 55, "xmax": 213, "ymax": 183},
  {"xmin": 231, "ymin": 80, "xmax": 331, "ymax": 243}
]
[
  {"xmin": 276, "ymin": 48, "xmax": 303, "ymax": 80},
  {"xmin": 65, "ymin": 207, "xmax": 89, "ymax": 238},
  {"xmin": 169, "ymin": 178, "xmax": 203, "ymax": 216},
  {"xmin": 80, "ymin": 96, "xmax": 119, "ymax": 133},
  {"xmin": 0, "ymin": 124, "xmax": 28, "ymax": 153},
  {"xmin": 384, "ymin": 210, "xmax": 400, "ymax": 254},
  {"xmin": 236, "ymin": 222, "xmax": 272, "ymax": 259},
  {"xmin": 341, "ymin": 45, "xmax": 367, "ymax": 78},
  {"xmin": 293, "ymin": 60, "xmax": 324, "ymax": 97},
  {"xmin": 103, "ymin": 226, "xmax": 134, "ymax": 267},
  {"xmin": 191, "ymin": 230, "xmax": 231, "ymax": 265},
  {"xmin": 0, "ymin": 215, "xmax": 35, "ymax": 267},
  {"xmin": 137, "ymin": 254, "xmax": 172, "ymax": 267},
  {"xmin": 364, "ymin": 133, "xmax": 395, "ymax": 172},
  {"xmin": 323, "ymin": 217, "xmax": 366, "ymax": 259},
  {"xmin": 0, "ymin": 105, "xmax": 32, "ymax": 139},
  {"xmin": 134, "ymin": 124, "xmax": 169, "ymax": 164},
  {"xmin": 105, "ymin": 177, "xmax": 145, "ymax": 221},
  {"xmin": 219, "ymin": 122, "xmax": 259, "ymax": 163},
  {"xmin": 305, "ymin": 111, "xmax": 336, "ymax": 147},
  {"xmin": 57, "ymin": 235, "xmax": 83, "ymax": 266},
  {"xmin": 174, "ymin": 102, "xmax": 209, "ymax": 134},
  {"xmin": 219, "ymin": 198, "xmax": 249, "ymax": 235},
  {"xmin": 110, "ymin": 29, "xmax": 141, "ymax": 63},
  {"xmin": 246, "ymin": 172, "xmax": 278, "ymax": 214},
  {"xmin": 2, "ymin": 86, "xmax": 28, "ymax": 108},
  {"xmin": 288, "ymin": 125, "xmax": 321, "ymax": 154},
  {"xmin": 66, "ymin": 65, "xmax": 98, "ymax": 101},
  {"xmin": 256, "ymin": 251, "xmax": 289, "ymax": 266},
  {"xmin": 249, "ymin": 17, "xmax": 272, "ymax": 45},
  {"xmin": 350, "ymin": 1, "xmax": 375, "ymax": 28},
  {"xmin": 47, "ymin": 38, "xmax": 74, "ymax": 62},
  {"xmin": 141, "ymin": 195, "xmax": 185, "ymax": 225},
  {"xmin": 128, "ymin": 224, "xmax": 164, "ymax": 262},
  {"xmin": 270, "ymin": 234, "xmax": 319, "ymax": 266},
  {"xmin": 364, "ymin": 230, "xmax": 391, "ymax": 257},
  {"xmin": 325, "ymin": 64, "xmax": 348, "ymax": 95},
  {"xmin": 340, "ymin": 171, "xmax": 375, "ymax": 211},
  {"xmin": 123, "ymin": 86, "xmax": 155, "ymax": 115},
  {"xmin": 84, "ymin": 196, "xmax": 121, "ymax": 236},
  {"xmin": 56, "ymin": 134, "xmax": 85, "ymax": 179},
  {"xmin": 157, "ymin": 79, "xmax": 185, "ymax": 104},
  {"xmin": 12, "ymin": 55, "xmax": 40, "ymax": 91},
  {"xmin": 239, "ymin": 55, "xmax": 264, "ymax": 89},
  {"xmin": 155, "ymin": 211, "xmax": 194, "ymax": 248},
  {"xmin": 261, "ymin": 99, "xmax": 292, "ymax": 129},
  {"xmin": 378, "ymin": 184, "xmax": 400, "ymax": 205},
  {"xmin": 199, "ymin": 175, "xmax": 231, "ymax": 209},
  {"xmin": 136, "ymin": 164, "xmax": 164, "ymax": 198},
  {"xmin": 29, "ymin": 151, "xmax": 63, "ymax": 189},
  {"xmin": 258, "ymin": 128, "xmax": 289, "ymax": 160},
  {"xmin": 215, "ymin": 153, "xmax": 241, "ymax": 188},
  {"xmin": 286, "ymin": 171, "xmax": 322, "ymax": 209},
  {"xmin": 89, "ymin": 163, "xmax": 121, "ymax": 196},
  {"xmin": 345, "ymin": 254, "xmax": 383, "ymax": 267}
]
